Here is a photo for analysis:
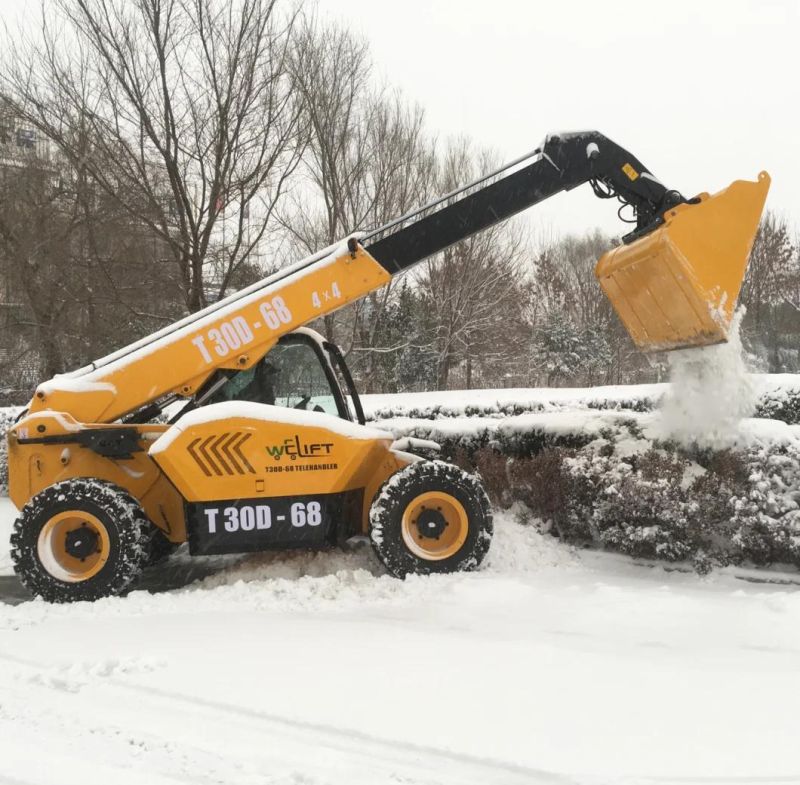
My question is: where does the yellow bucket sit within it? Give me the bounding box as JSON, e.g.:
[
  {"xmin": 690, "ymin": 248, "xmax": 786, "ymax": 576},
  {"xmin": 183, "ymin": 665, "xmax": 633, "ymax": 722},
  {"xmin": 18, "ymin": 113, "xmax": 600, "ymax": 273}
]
[{"xmin": 595, "ymin": 171, "xmax": 771, "ymax": 352}]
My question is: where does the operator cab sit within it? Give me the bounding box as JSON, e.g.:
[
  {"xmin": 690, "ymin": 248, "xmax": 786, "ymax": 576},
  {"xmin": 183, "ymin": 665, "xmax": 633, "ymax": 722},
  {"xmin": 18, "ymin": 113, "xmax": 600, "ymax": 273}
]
[{"xmin": 193, "ymin": 328, "xmax": 366, "ymax": 425}]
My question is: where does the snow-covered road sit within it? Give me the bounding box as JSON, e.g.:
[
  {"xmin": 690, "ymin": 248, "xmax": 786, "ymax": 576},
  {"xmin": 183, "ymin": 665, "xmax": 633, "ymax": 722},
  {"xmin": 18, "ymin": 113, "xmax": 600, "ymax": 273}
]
[{"xmin": 1, "ymin": 500, "xmax": 799, "ymax": 784}]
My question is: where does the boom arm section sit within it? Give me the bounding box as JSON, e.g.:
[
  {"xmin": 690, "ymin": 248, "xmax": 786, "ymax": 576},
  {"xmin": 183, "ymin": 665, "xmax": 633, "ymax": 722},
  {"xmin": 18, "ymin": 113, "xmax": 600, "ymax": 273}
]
[
  {"xmin": 364, "ymin": 131, "xmax": 680, "ymax": 274},
  {"xmin": 27, "ymin": 130, "xmax": 760, "ymax": 424}
]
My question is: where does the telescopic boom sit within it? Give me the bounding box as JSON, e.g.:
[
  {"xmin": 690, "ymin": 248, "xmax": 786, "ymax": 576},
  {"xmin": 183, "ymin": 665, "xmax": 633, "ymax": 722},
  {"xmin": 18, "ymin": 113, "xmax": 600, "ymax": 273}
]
[{"xmin": 28, "ymin": 131, "xmax": 769, "ymax": 424}]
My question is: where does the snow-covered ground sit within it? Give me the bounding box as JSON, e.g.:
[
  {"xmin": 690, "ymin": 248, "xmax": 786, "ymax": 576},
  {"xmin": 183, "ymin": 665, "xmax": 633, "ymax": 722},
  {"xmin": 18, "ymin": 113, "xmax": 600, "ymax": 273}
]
[{"xmin": 1, "ymin": 499, "xmax": 800, "ymax": 784}]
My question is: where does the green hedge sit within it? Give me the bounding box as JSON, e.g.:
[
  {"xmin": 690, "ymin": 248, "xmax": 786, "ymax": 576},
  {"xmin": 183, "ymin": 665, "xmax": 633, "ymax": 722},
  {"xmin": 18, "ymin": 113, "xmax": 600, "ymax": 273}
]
[
  {"xmin": 374, "ymin": 411, "xmax": 800, "ymax": 574},
  {"xmin": 366, "ymin": 380, "xmax": 800, "ymax": 425}
]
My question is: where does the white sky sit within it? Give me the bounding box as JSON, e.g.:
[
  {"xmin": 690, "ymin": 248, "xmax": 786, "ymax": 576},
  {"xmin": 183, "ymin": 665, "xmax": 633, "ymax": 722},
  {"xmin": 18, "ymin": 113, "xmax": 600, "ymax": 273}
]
[
  {"xmin": 4, "ymin": 0, "xmax": 798, "ymax": 238},
  {"xmin": 323, "ymin": 0, "xmax": 799, "ymax": 237}
]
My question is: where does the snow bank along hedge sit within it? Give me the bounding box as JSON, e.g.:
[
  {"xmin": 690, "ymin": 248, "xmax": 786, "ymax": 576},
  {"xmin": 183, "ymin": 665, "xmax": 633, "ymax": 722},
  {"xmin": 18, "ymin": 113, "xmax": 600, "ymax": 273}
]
[
  {"xmin": 467, "ymin": 421, "xmax": 800, "ymax": 574},
  {"xmin": 362, "ymin": 375, "xmax": 800, "ymax": 425},
  {"xmin": 370, "ymin": 407, "xmax": 800, "ymax": 574}
]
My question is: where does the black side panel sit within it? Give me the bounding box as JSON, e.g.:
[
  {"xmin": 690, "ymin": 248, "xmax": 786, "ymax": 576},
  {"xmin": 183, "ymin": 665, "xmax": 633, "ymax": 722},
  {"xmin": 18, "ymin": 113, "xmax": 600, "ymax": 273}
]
[
  {"xmin": 17, "ymin": 427, "xmax": 143, "ymax": 458},
  {"xmin": 186, "ymin": 490, "xmax": 362, "ymax": 556}
]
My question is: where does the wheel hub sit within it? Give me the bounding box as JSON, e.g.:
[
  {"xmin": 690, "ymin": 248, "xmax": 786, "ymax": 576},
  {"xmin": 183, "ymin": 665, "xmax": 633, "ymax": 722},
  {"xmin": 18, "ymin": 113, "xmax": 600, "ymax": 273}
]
[
  {"xmin": 36, "ymin": 507, "xmax": 113, "ymax": 585},
  {"xmin": 400, "ymin": 490, "xmax": 470, "ymax": 562},
  {"xmin": 64, "ymin": 524, "xmax": 101, "ymax": 560},
  {"xmin": 414, "ymin": 508, "xmax": 448, "ymax": 539}
]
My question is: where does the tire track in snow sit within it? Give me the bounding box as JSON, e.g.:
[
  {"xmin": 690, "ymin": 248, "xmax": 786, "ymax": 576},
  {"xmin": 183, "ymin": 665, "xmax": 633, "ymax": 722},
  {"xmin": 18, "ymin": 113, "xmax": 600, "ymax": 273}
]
[
  {"xmin": 0, "ymin": 682, "xmax": 259, "ymax": 785},
  {"xmin": 112, "ymin": 679, "xmax": 575, "ymax": 785},
  {"xmin": 0, "ymin": 649, "xmax": 575, "ymax": 785},
  {"xmin": 0, "ymin": 653, "xmax": 299, "ymax": 785}
]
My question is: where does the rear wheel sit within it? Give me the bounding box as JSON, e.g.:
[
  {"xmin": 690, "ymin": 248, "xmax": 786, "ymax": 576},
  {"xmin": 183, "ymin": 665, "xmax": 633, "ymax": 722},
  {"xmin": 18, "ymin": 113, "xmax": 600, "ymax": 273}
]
[
  {"xmin": 10, "ymin": 479, "xmax": 152, "ymax": 603},
  {"xmin": 369, "ymin": 461, "xmax": 492, "ymax": 577}
]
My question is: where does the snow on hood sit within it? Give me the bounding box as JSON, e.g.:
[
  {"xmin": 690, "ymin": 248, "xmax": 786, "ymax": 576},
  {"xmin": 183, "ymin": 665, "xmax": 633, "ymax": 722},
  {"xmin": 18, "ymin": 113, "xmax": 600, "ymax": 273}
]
[{"xmin": 149, "ymin": 401, "xmax": 393, "ymax": 455}]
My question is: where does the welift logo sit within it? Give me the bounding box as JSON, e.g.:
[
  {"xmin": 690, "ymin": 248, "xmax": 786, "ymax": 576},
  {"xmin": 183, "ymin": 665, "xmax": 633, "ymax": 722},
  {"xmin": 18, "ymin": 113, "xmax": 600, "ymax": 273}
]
[{"xmin": 265, "ymin": 435, "xmax": 334, "ymax": 461}]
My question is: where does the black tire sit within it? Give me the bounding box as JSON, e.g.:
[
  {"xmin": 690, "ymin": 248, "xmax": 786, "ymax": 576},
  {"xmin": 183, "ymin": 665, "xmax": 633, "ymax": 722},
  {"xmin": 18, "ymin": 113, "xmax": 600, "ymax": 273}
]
[
  {"xmin": 369, "ymin": 460, "xmax": 493, "ymax": 578},
  {"xmin": 10, "ymin": 479, "xmax": 152, "ymax": 603}
]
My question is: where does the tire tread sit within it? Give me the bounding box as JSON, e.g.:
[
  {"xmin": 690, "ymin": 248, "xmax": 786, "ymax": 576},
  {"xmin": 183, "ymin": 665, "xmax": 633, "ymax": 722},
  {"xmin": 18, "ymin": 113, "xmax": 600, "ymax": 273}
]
[
  {"xmin": 11, "ymin": 478, "xmax": 153, "ymax": 603},
  {"xmin": 369, "ymin": 460, "xmax": 493, "ymax": 577}
]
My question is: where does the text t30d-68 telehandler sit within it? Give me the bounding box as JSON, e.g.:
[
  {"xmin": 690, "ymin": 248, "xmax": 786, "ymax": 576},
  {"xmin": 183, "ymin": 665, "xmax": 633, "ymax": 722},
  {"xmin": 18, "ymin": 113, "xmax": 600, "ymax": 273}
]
[{"xmin": 7, "ymin": 131, "xmax": 770, "ymax": 602}]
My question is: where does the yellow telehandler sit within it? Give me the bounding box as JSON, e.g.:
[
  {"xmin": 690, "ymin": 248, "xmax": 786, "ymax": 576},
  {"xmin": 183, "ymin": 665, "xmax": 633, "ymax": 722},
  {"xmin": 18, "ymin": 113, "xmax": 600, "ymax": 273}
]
[{"xmin": 7, "ymin": 131, "xmax": 770, "ymax": 602}]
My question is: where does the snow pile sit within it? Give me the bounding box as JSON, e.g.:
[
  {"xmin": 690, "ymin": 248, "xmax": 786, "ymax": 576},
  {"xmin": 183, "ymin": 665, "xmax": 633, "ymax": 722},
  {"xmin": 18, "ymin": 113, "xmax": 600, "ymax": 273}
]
[
  {"xmin": 658, "ymin": 310, "xmax": 756, "ymax": 447},
  {"xmin": 484, "ymin": 503, "xmax": 577, "ymax": 571},
  {"xmin": 198, "ymin": 543, "xmax": 383, "ymax": 586},
  {"xmin": 198, "ymin": 510, "xmax": 574, "ymax": 595},
  {"xmin": 0, "ymin": 512, "xmax": 576, "ymax": 627}
]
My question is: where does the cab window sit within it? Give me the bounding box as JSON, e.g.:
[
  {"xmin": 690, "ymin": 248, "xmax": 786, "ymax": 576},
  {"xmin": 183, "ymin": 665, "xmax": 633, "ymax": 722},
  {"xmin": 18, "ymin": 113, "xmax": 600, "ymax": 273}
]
[{"xmin": 207, "ymin": 336, "xmax": 344, "ymax": 418}]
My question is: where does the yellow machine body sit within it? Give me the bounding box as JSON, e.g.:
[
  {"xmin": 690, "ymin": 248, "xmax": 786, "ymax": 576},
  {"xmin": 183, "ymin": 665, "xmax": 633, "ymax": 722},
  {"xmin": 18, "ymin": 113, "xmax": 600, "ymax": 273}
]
[
  {"xmin": 595, "ymin": 172, "xmax": 771, "ymax": 351},
  {"xmin": 8, "ymin": 125, "xmax": 777, "ymax": 601},
  {"xmin": 7, "ymin": 174, "xmax": 772, "ymax": 544},
  {"xmin": 7, "ymin": 243, "xmax": 405, "ymax": 547},
  {"xmin": 148, "ymin": 404, "xmax": 410, "ymax": 549},
  {"xmin": 7, "ymin": 407, "xmax": 409, "ymax": 548}
]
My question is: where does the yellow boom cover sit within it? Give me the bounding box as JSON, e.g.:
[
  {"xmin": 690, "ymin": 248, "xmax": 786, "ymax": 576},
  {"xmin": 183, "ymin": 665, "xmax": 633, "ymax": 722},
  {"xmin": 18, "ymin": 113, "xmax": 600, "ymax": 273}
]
[{"xmin": 595, "ymin": 172, "xmax": 771, "ymax": 352}]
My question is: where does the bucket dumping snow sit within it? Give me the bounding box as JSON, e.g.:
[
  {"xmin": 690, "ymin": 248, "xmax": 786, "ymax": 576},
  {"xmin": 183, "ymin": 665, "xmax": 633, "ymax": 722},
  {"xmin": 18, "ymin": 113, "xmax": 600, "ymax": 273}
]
[{"xmin": 658, "ymin": 309, "xmax": 756, "ymax": 448}]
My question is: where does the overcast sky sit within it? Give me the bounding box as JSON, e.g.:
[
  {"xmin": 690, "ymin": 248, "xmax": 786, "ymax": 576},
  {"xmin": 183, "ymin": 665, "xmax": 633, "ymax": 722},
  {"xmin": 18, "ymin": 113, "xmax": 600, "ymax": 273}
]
[
  {"xmin": 5, "ymin": 0, "xmax": 798, "ymax": 238},
  {"xmin": 323, "ymin": 0, "xmax": 798, "ymax": 237}
]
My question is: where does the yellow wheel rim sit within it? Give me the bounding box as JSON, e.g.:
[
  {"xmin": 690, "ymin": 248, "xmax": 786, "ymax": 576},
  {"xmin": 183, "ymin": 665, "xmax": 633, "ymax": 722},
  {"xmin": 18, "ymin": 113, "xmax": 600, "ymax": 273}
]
[
  {"xmin": 37, "ymin": 511, "xmax": 111, "ymax": 583},
  {"xmin": 401, "ymin": 491, "xmax": 469, "ymax": 561}
]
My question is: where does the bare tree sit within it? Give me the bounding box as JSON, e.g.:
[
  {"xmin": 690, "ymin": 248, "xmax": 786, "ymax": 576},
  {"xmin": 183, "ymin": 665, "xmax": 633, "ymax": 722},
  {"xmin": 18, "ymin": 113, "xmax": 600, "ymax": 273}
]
[
  {"xmin": 740, "ymin": 212, "xmax": 798, "ymax": 371},
  {"xmin": 741, "ymin": 212, "xmax": 796, "ymax": 326},
  {"xmin": 1, "ymin": 0, "xmax": 306, "ymax": 313},
  {"xmin": 0, "ymin": 155, "xmax": 70, "ymax": 378},
  {"xmin": 0, "ymin": 124, "xmax": 183, "ymax": 380},
  {"xmin": 284, "ymin": 16, "xmax": 435, "ymax": 390},
  {"xmin": 417, "ymin": 140, "xmax": 529, "ymax": 390}
]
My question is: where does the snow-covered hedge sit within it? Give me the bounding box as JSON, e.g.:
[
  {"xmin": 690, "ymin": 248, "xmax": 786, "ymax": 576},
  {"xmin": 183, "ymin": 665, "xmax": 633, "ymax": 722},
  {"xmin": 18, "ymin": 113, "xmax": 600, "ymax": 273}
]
[
  {"xmin": 362, "ymin": 385, "xmax": 662, "ymax": 421},
  {"xmin": 371, "ymin": 409, "xmax": 800, "ymax": 573},
  {"xmin": 363, "ymin": 376, "xmax": 800, "ymax": 425},
  {"xmin": 753, "ymin": 377, "xmax": 800, "ymax": 425},
  {"xmin": 495, "ymin": 430, "xmax": 800, "ymax": 574}
]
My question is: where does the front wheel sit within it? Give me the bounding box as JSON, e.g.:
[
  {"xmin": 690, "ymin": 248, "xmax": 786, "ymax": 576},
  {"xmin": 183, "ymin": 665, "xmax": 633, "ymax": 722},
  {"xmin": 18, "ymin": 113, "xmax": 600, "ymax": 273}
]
[
  {"xmin": 10, "ymin": 479, "xmax": 152, "ymax": 603},
  {"xmin": 369, "ymin": 461, "xmax": 492, "ymax": 577}
]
